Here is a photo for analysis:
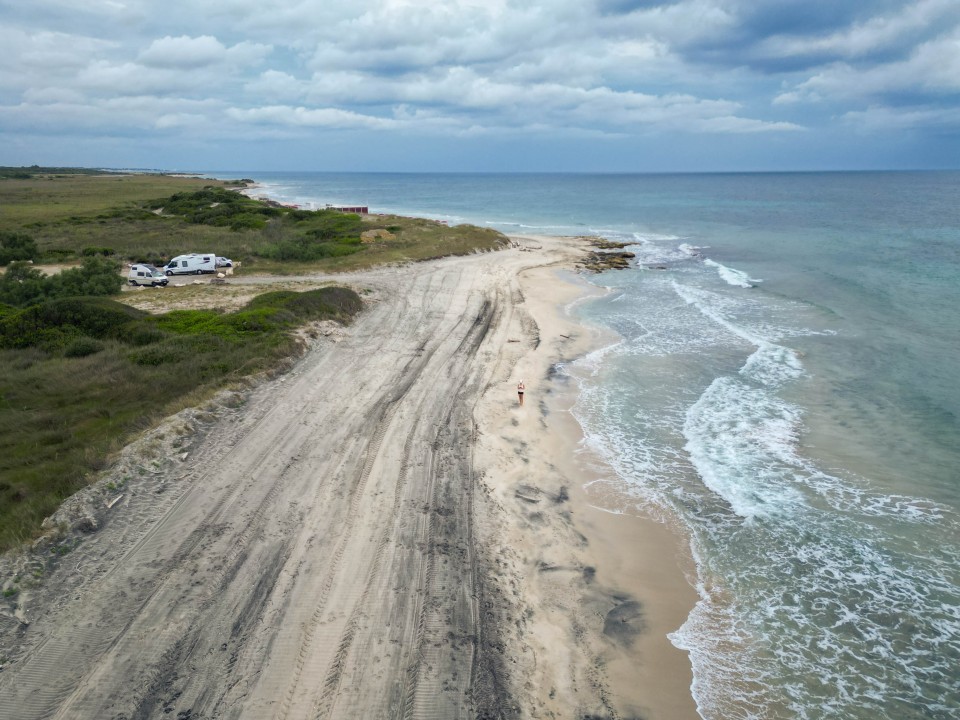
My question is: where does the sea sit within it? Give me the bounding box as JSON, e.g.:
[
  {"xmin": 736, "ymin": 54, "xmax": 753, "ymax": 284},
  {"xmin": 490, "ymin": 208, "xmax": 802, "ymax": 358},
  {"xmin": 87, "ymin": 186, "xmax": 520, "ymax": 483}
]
[{"xmin": 210, "ymin": 171, "xmax": 960, "ymax": 719}]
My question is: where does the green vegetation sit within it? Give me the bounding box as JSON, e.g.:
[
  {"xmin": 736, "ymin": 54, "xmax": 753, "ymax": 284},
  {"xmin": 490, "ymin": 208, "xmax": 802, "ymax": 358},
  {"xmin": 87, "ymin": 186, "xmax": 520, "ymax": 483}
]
[
  {"xmin": 0, "ymin": 172, "xmax": 508, "ymax": 271},
  {"xmin": 0, "ymin": 170, "xmax": 508, "ymax": 551},
  {"xmin": 0, "ymin": 257, "xmax": 123, "ymax": 307},
  {"xmin": 0, "ymin": 165, "xmax": 125, "ymax": 179},
  {"xmin": 146, "ymin": 186, "xmax": 280, "ymax": 231},
  {"xmin": 0, "ymin": 287, "xmax": 362, "ymax": 551},
  {"xmin": 0, "ymin": 231, "xmax": 39, "ymax": 266}
]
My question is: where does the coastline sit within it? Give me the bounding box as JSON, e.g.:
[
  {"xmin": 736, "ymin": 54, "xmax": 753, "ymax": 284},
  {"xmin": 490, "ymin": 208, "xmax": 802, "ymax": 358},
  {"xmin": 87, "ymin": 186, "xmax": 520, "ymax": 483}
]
[
  {"xmin": 474, "ymin": 235, "xmax": 699, "ymax": 718},
  {"xmin": 5, "ymin": 171, "xmax": 959, "ymax": 718},
  {"xmin": 0, "ymin": 195, "xmax": 700, "ymax": 717}
]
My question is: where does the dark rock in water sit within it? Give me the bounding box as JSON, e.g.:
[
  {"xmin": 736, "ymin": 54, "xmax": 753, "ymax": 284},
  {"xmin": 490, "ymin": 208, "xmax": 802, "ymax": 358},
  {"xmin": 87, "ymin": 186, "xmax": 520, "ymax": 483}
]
[
  {"xmin": 583, "ymin": 236, "xmax": 630, "ymax": 250},
  {"xmin": 580, "ymin": 250, "xmax": 636, "ymax": 273}
]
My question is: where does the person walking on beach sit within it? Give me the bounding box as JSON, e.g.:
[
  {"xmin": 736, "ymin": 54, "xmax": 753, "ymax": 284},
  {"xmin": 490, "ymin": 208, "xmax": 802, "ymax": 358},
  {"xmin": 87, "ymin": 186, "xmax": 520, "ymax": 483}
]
[{"xmin": 517, "ymin": 379, "xmax": 525, "ymax": 407}]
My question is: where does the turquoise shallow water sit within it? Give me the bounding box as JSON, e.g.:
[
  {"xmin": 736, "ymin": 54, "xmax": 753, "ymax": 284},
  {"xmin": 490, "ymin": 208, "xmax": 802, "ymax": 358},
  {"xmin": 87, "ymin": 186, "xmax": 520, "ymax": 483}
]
[{"xmin": 214, "ymin": 171, "xmax": 960, "ymax": 719}]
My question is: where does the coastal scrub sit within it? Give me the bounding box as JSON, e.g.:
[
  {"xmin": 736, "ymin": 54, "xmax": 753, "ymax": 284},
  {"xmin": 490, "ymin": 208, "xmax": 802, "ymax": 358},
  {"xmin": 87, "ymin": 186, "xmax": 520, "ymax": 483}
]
[{"xmin": 0, "ymin": 287, "xmax": 362, "ymax": 551}]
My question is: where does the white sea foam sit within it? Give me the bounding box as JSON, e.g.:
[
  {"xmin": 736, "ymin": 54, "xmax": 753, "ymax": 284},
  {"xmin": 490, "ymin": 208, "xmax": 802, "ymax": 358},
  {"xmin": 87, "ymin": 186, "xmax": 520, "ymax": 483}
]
[
  {"xmin": 567, "ymin": 250, "xmax": 960, "ymax": 720},
  {"xmin": 679, "ymin": 242, "xmax": 706, "ymax": 256},
  {"xmin": 704, "ymin": 258, "xmax": 762, "ymax": 288},
  {"xmin": 672, "ymin": 281, "xmax": 803, "ymax": 387},
  {"xmin": 575, "ymin": 338, "xmax": 624, "ymax": 375},
  {"xmin": 683, "ymin": 377, "xmax": 805, "ymax": 519},
  {"xmin": 633, "ymin": 231, "xmax": 684, "ymax": 243},
  {"xmin": 740, "ymin": 342, "xmax": 804, "ymax": 387}
]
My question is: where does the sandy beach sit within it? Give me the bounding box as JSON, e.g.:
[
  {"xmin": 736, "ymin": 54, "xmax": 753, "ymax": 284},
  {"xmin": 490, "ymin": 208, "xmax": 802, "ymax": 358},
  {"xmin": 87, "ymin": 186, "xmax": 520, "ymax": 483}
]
[{"xmin": 0, "ymin": 234, "xmax": 697, "ymax": 719}]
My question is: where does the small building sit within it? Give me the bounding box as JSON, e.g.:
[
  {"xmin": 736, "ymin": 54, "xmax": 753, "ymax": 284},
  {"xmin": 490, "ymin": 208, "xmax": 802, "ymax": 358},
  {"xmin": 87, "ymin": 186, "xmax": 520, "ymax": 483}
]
[{"xmin": 326, "ymin": 204, "xmax": 369, "ymax": 214}]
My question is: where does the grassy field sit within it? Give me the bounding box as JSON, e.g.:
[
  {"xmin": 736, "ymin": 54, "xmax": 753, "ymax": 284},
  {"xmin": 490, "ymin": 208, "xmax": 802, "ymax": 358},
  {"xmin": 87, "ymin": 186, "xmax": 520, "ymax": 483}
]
[
  {"xmin": 0, "ymin": 169, "xmax": 508, "ymax": 551},
  {"xmin": 0, "ymin": 171, "xmax": 508, "ymax": 270}
]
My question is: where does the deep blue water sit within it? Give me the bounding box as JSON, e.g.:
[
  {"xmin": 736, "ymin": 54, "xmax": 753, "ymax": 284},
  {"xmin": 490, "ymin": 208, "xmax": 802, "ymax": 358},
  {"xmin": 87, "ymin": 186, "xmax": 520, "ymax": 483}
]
[{"xmin": 213, "ymin": 171, "xmax": 960, "ymax": 719}]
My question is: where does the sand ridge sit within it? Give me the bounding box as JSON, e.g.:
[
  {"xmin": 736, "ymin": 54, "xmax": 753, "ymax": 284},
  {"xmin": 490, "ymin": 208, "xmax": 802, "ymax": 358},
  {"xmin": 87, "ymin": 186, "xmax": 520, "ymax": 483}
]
[{"xmin": 0, "ymin": 235, "xmax": 696, "ymax": 719}]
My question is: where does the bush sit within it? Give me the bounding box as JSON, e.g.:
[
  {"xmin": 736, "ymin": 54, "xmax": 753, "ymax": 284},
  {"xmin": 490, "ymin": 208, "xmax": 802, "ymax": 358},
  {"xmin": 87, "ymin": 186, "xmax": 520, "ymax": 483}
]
[
  {"xmin": 48, "ymin": 257, "xmax": 124, "ymax": 300},
  {"xmin": 229, "ymin": 213, "xmax": 268, "ymax": 231},
  {"xmin": 124, "ymin": 322, "xmax": 166, "ymax": 346},
  {"xmin": 244, "ymin": 287, "xmax": 363, "ymax": 323},
  {"xmin": 128, "ymin": 339, "xmax": 190, "ymax": 366},
  {"xmin": 0, "ymin": 257, "xmax": 124, "ymax": 307},
  {"xmin": 152, "ymin": 309, "xmax": 238, "ymax": 339},
  {"xmin": 146, "ymin": 187, "xmax": 279, "ymax": 230},
  {"xmin": 302, "ymin": 211, "xmax": 363, "ymax": 241},
  {"xmin": 81, "ymin": 246, "xmax": 115, "ymax": 257},
  {"xmin": 0, "ymin": 263, "xmax": 47, "ymax": 306},
  {"xmin": 63, "ymin": 337, "xmax": 104, "ymax": 358},
  {"xmin": 0, "ymin": 231, "xmax": 39, "ymax": 266},
  {"xmin": 0, "ymin": 297, "xmax": 145, "ymax": 349},
  {"xmin": 256, "ymin": 236, "xmax": 362, "ymax": 262}
]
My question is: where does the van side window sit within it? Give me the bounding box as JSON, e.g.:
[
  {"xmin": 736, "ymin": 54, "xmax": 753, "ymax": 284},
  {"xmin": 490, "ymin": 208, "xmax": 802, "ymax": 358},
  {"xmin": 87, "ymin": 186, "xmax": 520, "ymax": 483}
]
[{"xmin": 181, "ymin": 261, "xmax": 188, "ymax": 267}]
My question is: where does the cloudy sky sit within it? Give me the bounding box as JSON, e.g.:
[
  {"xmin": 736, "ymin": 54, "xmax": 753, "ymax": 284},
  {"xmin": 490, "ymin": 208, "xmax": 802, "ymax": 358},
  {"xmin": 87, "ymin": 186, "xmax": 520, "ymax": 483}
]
[{"xmin": 1, "ymin": 0, "xmax": 959, "ymax": 171}]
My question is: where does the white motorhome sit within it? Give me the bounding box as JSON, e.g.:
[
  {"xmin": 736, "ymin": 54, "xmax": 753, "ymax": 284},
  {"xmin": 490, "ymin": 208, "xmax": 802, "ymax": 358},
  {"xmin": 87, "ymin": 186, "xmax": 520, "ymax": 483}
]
[
  {"xmin": 163, "ymin": 253, "xmax": 217, "ymax": 276},
  {"xmin": 128, "ymin": 264, "xmax": 169, "ymax": 287}
]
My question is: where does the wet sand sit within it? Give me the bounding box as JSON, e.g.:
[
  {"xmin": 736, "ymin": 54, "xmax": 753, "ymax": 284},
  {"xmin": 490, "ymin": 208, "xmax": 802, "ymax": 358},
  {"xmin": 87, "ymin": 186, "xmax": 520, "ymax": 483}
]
[
  {"xmin": 474, "ymin": 244, "xmax": 699, "ymax": 718},
  {"xmin": 0, "ymin": 235, "xmax": 698, "ymax": 719}
]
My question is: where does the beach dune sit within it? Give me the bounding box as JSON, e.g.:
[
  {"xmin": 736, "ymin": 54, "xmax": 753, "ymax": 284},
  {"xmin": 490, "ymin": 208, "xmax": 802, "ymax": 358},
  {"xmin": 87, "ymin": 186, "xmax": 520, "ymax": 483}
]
[{"xmin": 0, "ymin": 235, "xmax": 696, "ymax": 719}]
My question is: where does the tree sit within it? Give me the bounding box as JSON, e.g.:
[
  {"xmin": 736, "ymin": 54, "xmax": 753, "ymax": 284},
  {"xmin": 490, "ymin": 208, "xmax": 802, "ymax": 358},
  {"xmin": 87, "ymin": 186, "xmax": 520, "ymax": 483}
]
[
  {"xmin": 0, "ymin": 257, "xmax": 122, "ymax": 307},
  {"xmin": 49, "ymin": 256, "xmax": 123, "ymax": 298},
  {"xmin": 0, "ymin": 231, "xmax": 39, "ymax": 266},
  {"xmin": 0, "ymin": 262, "xmax": 47, "ymax": 305}
]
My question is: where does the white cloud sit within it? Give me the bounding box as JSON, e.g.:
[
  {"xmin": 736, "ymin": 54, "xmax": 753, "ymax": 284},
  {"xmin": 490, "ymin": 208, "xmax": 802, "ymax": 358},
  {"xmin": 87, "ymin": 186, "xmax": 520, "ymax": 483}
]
[
  {"xmin": 601, "ymin": 0, "xmax": 737, "ymax": 47},
  {"xmin": 154, "ymin": 112, "xmax": 209, "ymax": 130},
  {"xmin": 4, "ymin": 0, "xmax": 952, "ymax": 164},
  {"xmin": 757, "ymin": 0, "xmax": 959, "ymax": 60},
  {"xmin": 0, "ymin": 95, "xmax": 222, "ymax": 133},
  {"xmin": 244, "ymin": 70, "xmax": 307, "ymax": 102},
  {"xmin": 77, "ymin": 60, "xmax": 192, "ymax": 95},
  {"xmin": 693, "ymin": 115, "xmax": 804, "ymax": 134},
  {"xmin": 0, "ymin": 27, "xmax": 116, "ymax": 91},
  {"xmin": 138, "ymin": 35, "xmax": 270, "ymax": 68},
  {"xmin": 226, "ymin": 105, "xmax": 397, "ymax": 130},
  {"xmin": 22, "ymin": 86, "xmax": 87, "ymax": 104},
  {"xmin": 842, "ymin": 104, "xmax": 960, "ymax": 131},
  {"xmin": 775, "ymin": 29, "xmax": 960, "ymax": 105}
]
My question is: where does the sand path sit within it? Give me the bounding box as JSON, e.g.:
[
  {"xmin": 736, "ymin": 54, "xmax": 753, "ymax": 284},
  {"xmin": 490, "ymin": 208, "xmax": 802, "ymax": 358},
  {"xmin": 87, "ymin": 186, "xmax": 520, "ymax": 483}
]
[
  {"xmin": 0, "ymin": 236, "xmax": 697, "ymax": 720},
  {"xmin": 0, "ymin": 239, "xmax": 562, "ymax": 719}
]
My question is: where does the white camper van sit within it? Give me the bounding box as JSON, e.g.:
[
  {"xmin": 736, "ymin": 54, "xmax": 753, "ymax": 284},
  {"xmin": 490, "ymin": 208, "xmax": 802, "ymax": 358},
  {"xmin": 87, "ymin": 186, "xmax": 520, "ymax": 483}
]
[
  {"xmin": 128, "ymin": 264, "xmax": 169, "ymax": 287},
  {"xmin": 163, "ymin": 253, "xmax": 217, "ymax": 276}
]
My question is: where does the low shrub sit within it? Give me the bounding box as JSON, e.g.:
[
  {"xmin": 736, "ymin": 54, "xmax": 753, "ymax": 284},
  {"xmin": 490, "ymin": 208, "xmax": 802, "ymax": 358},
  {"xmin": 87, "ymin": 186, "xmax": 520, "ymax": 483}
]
[
  {"xmin": 63, "ymin": 337, "xmax": 104, "ymax": 358},
  {"xmin": 0, "ymin": 257, "xmax": 124, "ymax": 307},
  {"xmin": 128, "ymin": 339, "xmax": 190, "ymax": 366},
  {"xmin": 256, "ymin": 237, "xmax": 362, "ymax": 262},
  {"xmin": 0, "ymin": 286, "xmax": 363, "ymax": 550},
  {"xmin": 81, "ymin": 246, "xmax": 115, "ymax": 257},
  {"xmin": 147, "ymin": 187, "xmax": 279, "ymax": 230},
  {"xmin": 0, "ymin": 297, "xmax": 145, "ymax": 348}
]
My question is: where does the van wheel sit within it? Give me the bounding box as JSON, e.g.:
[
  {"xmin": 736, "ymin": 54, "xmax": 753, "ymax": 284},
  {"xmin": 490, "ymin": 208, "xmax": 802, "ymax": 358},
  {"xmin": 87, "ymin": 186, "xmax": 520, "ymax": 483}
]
[
  {"xmin": 165, "ymin": 270, "xmax": 173, "ymax": 276},
  {"xmin": 196, "ymin": 269, "xmax": 203, "ymax": 275}
]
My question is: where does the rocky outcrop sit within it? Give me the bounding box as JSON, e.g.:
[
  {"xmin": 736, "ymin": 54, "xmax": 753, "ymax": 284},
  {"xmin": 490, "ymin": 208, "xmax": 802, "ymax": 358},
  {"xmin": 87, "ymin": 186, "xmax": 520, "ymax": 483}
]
[{"xmin": 575, "ymin": 236, "xmax": 635, "ymax": 272}]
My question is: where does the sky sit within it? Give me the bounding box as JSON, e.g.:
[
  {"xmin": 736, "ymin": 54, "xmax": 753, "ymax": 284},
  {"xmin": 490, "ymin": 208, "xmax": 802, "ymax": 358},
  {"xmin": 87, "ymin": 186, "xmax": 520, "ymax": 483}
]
[{"xmin": 1, "ymin": 0, "xmax": 959, "ymax": 172}]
